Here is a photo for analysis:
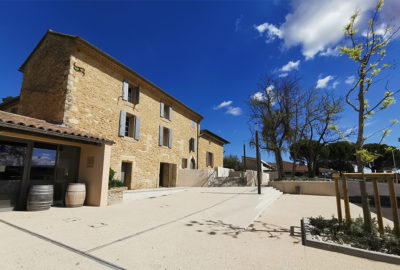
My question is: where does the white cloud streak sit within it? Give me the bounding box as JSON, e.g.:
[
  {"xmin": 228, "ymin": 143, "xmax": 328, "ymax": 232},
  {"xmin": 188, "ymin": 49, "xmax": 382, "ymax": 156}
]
[
  {"xmin": 214, "ymin": 100, "xmax": 232, "ymax": 110},
  {"xmin": 226, "ymin": 106, "xmax": 242, "ymax": 116},
  {"xmin": 280, "ymin": 60, "xmax": 300, "ymax": 72},
  {"xmin": 345, "ymin": 75, "xmax": 356, "ymax": 85},
  {"xmin": 316, "ymin": 75, "xmax": 333, "ymax": 89}
]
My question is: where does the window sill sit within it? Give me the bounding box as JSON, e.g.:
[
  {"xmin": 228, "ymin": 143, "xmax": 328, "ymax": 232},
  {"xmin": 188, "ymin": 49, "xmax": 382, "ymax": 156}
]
[
  {"xmin": 121, "ymin": 136, "xmax": 138, "ymax": 142},
  {"xmin": 160, "ymin": 118, "xmax": 171, "ymax": 123}
]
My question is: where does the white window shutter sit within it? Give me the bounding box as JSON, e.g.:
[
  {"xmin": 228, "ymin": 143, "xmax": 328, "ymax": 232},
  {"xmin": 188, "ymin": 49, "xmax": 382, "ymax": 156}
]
[
  {"xmin": 206, "ymin": 152, "xmax": 209, "ymax": 167},
  {"xmin": 119, "ymin": 110, "xmax": 126, "ymax": 137},
  {"xmin": 168, "ymin": 106, "xmax": 172, "ymax": 121},
  {"xmin": 168, "ymin": 128, "xmax": 173, "ymax": 148},
  {"xmin": 122, "ymin": 81, "xmax": 129, "ymax": 101},
  {"xmin": 160, "ymin": 102, "xmax": 164, "ymax": 118},
  {"xmin": 134, "ymin": 116, "xmax": 140, "ymax": 140},
  {"xmin": 192, "ymin": 120, "xmax": 195, "ymax": 129},
  {"xmin": 159, "ymin": 125, "xmax": 163, "ymax": 146}
]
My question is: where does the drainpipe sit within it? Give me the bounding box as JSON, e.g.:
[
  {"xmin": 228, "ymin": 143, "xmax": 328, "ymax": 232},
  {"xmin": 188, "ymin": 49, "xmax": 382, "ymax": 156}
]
[{"xmin": 196, "ymin": 120, "xmax": 199, "ymax": 169}]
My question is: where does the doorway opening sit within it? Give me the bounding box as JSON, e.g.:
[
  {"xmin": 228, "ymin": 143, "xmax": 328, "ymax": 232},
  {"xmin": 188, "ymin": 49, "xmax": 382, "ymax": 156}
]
[{"xmin": 159, "ymin": 162, "xmax": 177, "ymax": 188}]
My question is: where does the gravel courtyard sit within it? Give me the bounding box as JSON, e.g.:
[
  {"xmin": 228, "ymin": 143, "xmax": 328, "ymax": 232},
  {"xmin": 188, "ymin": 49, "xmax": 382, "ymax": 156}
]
[{"xmin": 0, "ymin": 187, "xmax": 397, "ymax": 270}]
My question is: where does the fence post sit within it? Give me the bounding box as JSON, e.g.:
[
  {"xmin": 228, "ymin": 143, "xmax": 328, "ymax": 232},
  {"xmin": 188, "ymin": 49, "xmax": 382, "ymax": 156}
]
[
  {"xmin": 387, "ymin": 176, "xmax": 400, "ymax": 237},
  {"xmin": 372, "ymin": 178, "xmax": 384, "ymax": 235},
  {"xmin": 342, "ymin": 174, "xmax": 351, "ymax": 221},
  {"xmin": 333, "ymin": 173, "xmax": 342, "ymax": 222}
]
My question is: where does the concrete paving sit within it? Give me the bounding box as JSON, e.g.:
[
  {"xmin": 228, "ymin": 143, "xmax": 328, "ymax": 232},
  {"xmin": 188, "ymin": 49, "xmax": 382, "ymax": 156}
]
[{"xmin": 0, "ymin": 187, "xmax": 397, "ymax": 270}]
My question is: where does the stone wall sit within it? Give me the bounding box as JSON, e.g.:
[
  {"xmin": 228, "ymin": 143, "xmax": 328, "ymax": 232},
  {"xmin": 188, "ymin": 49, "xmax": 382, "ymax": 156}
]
[
  {"xmin": 198, "ymin": 136, "xmax": 224, "ymax": 169},
  {"xmin": 269, "ymin": 181, "xmax": 335, "ymax": 196},
  {"xmin": 19, "ymin": 34, "xmax": 73, "ymax": 123},
  {"xmin": 63, "ymin": 42, "xmax": 202, "ymax": 189}
]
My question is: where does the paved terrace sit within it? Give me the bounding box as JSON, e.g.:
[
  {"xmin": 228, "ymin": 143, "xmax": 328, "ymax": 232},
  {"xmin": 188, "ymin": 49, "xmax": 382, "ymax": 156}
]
[{"xmin": 0, "ymin": 187, "xmax": 397, "ymax": 270}]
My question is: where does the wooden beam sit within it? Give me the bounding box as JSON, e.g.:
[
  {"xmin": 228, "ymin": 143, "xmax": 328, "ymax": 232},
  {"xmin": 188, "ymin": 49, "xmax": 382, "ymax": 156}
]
[
  {"xmin": 342, "ymin": 175, "xmax": 351, "ymax": 221},
  {"xmin": 388, "ymin": 176, "xmax": 400, "ymax": 237},
  {"xmin": 333, "ymin": 174, "xmax": 342, "ymax": 222}
]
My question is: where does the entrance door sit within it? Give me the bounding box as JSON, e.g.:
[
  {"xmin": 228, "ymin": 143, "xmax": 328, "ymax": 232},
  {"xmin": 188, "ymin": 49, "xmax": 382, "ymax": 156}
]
[{"xmin": 159, "ymin": 163, "xmax": 177, "ymax": 188}]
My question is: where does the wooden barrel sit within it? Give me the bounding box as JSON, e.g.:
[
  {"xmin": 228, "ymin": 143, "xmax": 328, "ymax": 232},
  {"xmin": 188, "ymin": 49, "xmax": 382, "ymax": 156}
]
[
  {"xmin": 27, "ymin": 185, "xmax": 54, "ymax": 211},
  {"xmin": 65, "ymin": 183, "xmax": 86, "ymax": 207}
]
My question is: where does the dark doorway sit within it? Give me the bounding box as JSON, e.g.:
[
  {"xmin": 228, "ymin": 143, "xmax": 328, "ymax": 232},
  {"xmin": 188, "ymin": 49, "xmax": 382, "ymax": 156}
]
[
  {"xmin": 0, "ymin": 136, "xmax": 80, "ymax": 210},
  {"xmin": 159, "ymin": 162, "xmax": 177, "ymax": 188}
]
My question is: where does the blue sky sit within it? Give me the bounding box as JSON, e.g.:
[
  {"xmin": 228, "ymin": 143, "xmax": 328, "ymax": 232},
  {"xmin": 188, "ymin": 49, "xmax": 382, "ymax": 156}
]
[{"xmin": 1, "ymin": 0, "xmax": 399, "ymax": 162}]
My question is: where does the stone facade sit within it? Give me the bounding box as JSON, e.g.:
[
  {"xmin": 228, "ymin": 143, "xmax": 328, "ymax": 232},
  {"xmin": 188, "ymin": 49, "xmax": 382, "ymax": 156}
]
[
  {"xmin": 198, "ymin": 136, "xmax": 224, "ymax": 169},
  {"xmin": 11, "ymin": 30, "xmax": 228, "ymax": 189}
]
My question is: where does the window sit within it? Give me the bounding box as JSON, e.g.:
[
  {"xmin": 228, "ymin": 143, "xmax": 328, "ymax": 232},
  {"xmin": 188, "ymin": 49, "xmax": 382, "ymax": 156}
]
[
  {"xmin": 189, "ymin": 138, "xmax": 195, "ymax": 152},
  {"xmin": 190, "ymin": 158, "xmax": 195, "ymax": 169},
  {"xmin": 192, "ymin": 120, "xmax": 195, "ymax": 129},
  {"xmin": 160, "ymin": 102, "xmax": 172, "ymax": 121},
  {"xmin": 30, "ymin": 143, "xmax": 57, "ymax": 181},
  {"xmin": 182, "ymin": 158, "xmax": 188, "ymax": 169},
  {"xmin": 122, "ymin": 81, "xmax": 140, "ymax": 104},
  {"xmin": 125, "ymin": 115, "xmax": 135, "ymax": 137},
  {"xmin": 0, "ymin": 141, "xmax": 27, "ymax": 180},
  {"xmin": 121, "ymin": 162, "xmax": 131, "ymax": 186},
  {"xmin": 206, "ymin": 152, "xmax": 214, "ymax": 168},
  {"xmin": 159, "ymin": 125, "xmax": 172, "ymax": 148},
  {"xmin": 119, "ymin": 111, "xmax": 140, "ymax": 140}
]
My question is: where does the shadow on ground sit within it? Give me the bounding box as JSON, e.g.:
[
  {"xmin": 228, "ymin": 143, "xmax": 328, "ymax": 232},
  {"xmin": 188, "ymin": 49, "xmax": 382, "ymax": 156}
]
[{"xmin": 184, "ymin": 219, "xmax": 301, "ymax": 244}]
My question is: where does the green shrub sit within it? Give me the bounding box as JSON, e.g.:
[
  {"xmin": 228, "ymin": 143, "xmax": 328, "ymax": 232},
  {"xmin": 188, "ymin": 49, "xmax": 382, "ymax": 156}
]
[
  {"xmin": 108, "ymin": 168, "xmax": 125, "ymax": 188},
  {"xmin": 308, "ymin": 216, "xmax": 400, "ymax": 256}
]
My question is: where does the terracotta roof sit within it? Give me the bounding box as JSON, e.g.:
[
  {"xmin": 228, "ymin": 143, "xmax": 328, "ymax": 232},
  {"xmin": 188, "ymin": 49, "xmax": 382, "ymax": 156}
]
[
  {"xmin": 200, "ymin": 129, "xmax": 230, "ymax": 145},
  {"xmin": 269, "ymin": 161, "xmax": 332, "ymax": 173},
  {"xmin": 19, "ymin": 30, "xmax": 203, "ymax": 121},
  {"xmin": 0, "ymin": 111, "xmax": 114, "ymax": 145}
]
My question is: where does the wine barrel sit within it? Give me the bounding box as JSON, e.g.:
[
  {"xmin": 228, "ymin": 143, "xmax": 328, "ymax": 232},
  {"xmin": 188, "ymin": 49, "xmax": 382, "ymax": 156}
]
[
  {"xmin": 27, "ymin": 185, "xmax": 54, "ymax": 211},
  {"xmin": 65, "ymin": 183, "xmax": 86, "ymax": 207}
]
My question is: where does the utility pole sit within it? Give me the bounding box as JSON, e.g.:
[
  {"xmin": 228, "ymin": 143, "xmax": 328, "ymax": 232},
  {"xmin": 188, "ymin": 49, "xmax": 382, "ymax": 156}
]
[
  {"xmin": 392, "ymin": 149, "xmax": 398, "ymax": 184},
  {"xmin": 243, "ymin": 144, "xmax": 247, "ymax": 171},
  {"xmin": 255, "ymin": 131, "xmax": 262, "ymax": 194}
]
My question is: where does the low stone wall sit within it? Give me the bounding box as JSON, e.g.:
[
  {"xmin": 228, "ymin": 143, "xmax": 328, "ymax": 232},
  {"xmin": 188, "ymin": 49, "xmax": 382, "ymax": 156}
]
[
  {"xmin": 107, "ymin": 187, "xmax": 128, "ymax": 205},
  {"xmin": 176, "ymin": 169, "xmax": 215, "ymax": 187},
  {"xmin": 269, "ymin": 181, "xmax": 335, "ymax": 196}
]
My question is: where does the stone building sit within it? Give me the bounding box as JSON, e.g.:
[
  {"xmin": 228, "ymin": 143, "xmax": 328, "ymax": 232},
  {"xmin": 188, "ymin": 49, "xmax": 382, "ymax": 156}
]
[{"xmin": 0, "ymin": 30, "xmax": 229, "ymax": 196}]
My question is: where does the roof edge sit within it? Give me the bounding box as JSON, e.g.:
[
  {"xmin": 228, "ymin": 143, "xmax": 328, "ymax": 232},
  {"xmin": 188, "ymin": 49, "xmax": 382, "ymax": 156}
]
[{"xmin": 200, "ymin": 129, "xmax": 230, "ymax": 145}]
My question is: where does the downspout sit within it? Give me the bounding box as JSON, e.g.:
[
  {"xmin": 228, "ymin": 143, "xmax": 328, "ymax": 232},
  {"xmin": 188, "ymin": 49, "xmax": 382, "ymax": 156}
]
[{"xmin": 196, "ymin": 120, "xmax": 199, "ymax": 169}]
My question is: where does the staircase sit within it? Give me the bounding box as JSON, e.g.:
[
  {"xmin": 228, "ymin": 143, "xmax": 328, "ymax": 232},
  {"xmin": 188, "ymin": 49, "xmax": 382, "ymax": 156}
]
[{"xmin": 208, "ymin": 176, "xmax": 246, "ymax": 187}]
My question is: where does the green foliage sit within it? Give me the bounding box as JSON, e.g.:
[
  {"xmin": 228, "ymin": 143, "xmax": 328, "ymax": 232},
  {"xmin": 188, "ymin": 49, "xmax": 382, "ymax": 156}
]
[
  {"xmin": 108, "ymin": 168, "xmax": 125, "ymax": 188},
  {"xmin": 1, "ymin": 96, "xmax": 15, "ymax": 102},
  {"xmin": 363, "ymin": 143, "xmax": 400, "ymax": 172},
  {"xmin": 309, "ymin": 216, "xmax": 400, "ymax": 256},
  {"xmin": 223, "ymin": 155, "xmax": 243, "ymax": 171},
  {"xmin": 320, "ymin": 141, "xmax": 355, "ymax": 172}
]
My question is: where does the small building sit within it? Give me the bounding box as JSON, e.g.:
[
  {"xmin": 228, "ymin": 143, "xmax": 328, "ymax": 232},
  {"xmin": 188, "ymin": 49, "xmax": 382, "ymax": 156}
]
[
  {"xmin": 0, "ymin": 111, "xmax": 113, "ymax": 210},
  {"xmin": 241, "ymin": 156, "xmax": 275, "ymax": 172}
]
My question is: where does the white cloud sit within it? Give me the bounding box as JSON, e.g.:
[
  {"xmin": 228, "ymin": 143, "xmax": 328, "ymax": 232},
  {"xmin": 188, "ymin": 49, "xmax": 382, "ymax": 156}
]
[
  {"xmin": 316, "ymin": 75, "xmax": 333, "ymax": 89},
  {"xmin": 226, "ymin": 106, "xmax": 242, "ymax": 116},
  {"xmin": 255, "ymin": 0, "xmax": 400, "ymax": 59},
  {"xmin": 278, "ymin": 73, "xmax": 288, "ymax": 78},
  {"xmin": 235, "ymin": 15, "xmax": 243, "ymax": 32},
  {"xmin": 345, "ymin": 75, "xmax": 356, "ymax": 85},
  {"xmin": 251, "ymin": 92, "xmax": 266, "ymax": 101},
  {"xmin": 319, "ymin": 47, "xmax": 339, "ymax": 57},
  {"xmin": 332, "ymin": 80, "xmax": 340, "ymax": 89},
  {"xmin": 214, "ymin": 100, "xmax": 232, "ymax": 110},
  {"xmin": 254, "ymin": 22, "xmax": 282, "ymax": 43},
  {"xmin": 280, "ymin": 60, "xmax": 300, "ymax": 72}
]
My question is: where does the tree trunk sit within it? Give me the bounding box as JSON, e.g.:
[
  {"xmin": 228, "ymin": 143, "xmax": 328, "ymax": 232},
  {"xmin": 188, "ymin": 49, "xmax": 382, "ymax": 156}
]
[
  {"xmin": 275, "ymin": 150, "xmax": 284, "ymax": 180},
  {"xmin": 307, "ymin": 162, "xmax": 314, "ymax": 178},
  {"xmin": 356, "ymin": 69, "xmax": 366, "ymax": 172}
]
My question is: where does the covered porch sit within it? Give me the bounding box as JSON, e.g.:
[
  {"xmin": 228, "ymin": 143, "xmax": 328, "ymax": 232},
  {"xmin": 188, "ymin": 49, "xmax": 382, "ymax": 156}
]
[{"xmin": 0, "ymin": 111, "xmax": 114, "ymax": 211}]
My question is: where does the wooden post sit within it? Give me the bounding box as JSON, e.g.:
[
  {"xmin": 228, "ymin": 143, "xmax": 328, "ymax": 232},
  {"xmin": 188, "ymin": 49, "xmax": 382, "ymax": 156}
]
[
  {"xmin": 373, "ymin": 178, "xmax": 384, "ymax": 236},
  {"xmin": 388, "ymin": 176, "xmax": 400, "ymax": 237},
  {"xmin": 255, "ymin": 131, "xmax": 262, "ymax": 194},
  {"xmin": 333, "ymin": 174, "xmax": 342, "ymax": 222},
  {"xmin": 342, "ymin": 174, "xmax": 351, "ymax": 221}
]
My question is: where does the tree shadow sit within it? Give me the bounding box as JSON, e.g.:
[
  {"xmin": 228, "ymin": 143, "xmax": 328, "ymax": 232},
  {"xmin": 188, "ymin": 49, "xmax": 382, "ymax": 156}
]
[{"xmin": 184, "ymin": 219, "xmax": 301, "ymax": 244}]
